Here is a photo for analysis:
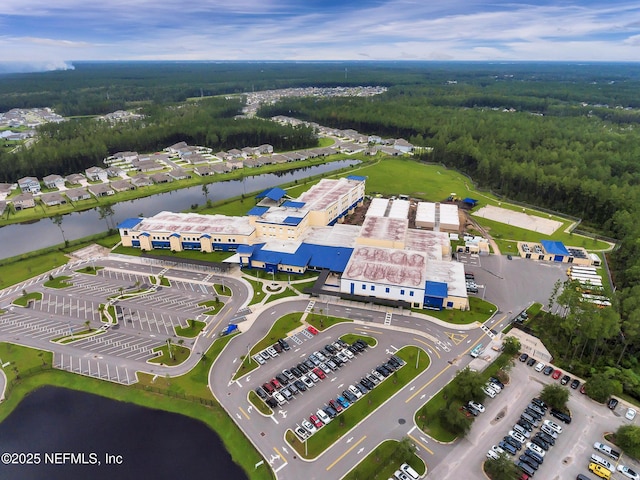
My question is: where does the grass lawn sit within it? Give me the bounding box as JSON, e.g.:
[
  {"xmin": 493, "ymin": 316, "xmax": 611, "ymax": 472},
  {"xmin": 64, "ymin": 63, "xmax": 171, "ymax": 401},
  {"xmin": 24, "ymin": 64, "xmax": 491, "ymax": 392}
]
[
  {"xmin": 0, "ymin": 251, "xmax": 69, "ymax": 289},
  {"xmin": 265, "ymin": 287, "xmax": 299, "ymax": 303},
  {"xmin": 343, "ymin": 439, "xmax": 426, "ymax": 480},
  {"xmin": 43, "ymin": 275, "xmax": 73, "ymax": 289},
  {"xmin": 248, "ymin": 390, "xmax": 273, "ymax": 416},
  {"xmin": 53, "ymin": 329, "xmax": 95, "ymax": 343},
  {"xmin": 527, "ymin": 302, "xmax": 543, "ymax": 317},
  {"xmin": 291, "ymin": 279, "xmax": 317, "ymax": 293},
  {"xmin": 12, "ymin": 292, "xmax": 43, "ymax": 307},
  {"xmin": 149, "ymin": 344, "xmax": 191, "ymax": 366},
  {"xmin": 175, "ymin": 320, "xmax": 206, "ymax": 338},
  {"xmin": 420, "ymin": 297, "xmax": 497, "ymax": 325},
  {"xmin": 98, "ymin": 304, "xmax": 117, "ymax": 323},
  {"xmin": 76, "ymin": 266, "xmax": 104, "ymax": 275},
  {"xmin": 340, "ymin": 334, "xmax": 377, "ymax": 347},
  {"xmin": 198, "ymin": 300, "xmax": 225, "ymax": 315},
  {"xmin": 214, "ymin": 284, "xmax": 232, "ymax": 295},
  {"xmin": 233, "ymin": 313, "xmax": 303, "ymax": 379},
  {"xmin": 150, "ymin": 275, "xmax": 171, "ymax": 286},
  {"xmin": 288, "ymin": 346, "xmax": 430, "ymax": 458},
  {"xmin": 415, "ymin": 353, "xmax": 514, "ymax": 442},
  {"xmin": 307, "ymin": 314, "xmax": 352, "ymax": 331},
  {"xmin": 246, "ymin": 278, "xmax": 265, "ymax": 306},
  {"xmin": 0, "ymin": 338, "xmax": 273, "ymax": 480}
]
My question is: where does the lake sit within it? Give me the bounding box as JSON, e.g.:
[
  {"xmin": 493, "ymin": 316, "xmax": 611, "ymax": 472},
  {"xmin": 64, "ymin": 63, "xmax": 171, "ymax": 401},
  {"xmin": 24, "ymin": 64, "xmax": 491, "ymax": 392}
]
[{"xmin": 0, "ymin": 386, "xmax": 248, "ymax": 480}]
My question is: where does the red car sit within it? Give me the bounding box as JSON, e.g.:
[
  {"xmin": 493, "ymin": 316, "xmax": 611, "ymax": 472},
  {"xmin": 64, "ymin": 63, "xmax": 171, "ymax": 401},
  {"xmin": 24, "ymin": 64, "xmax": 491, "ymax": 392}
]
[
  {"xmin": 307, "ymin": 326, "xmax": 319, "ymax": 335},
  {"xmin": 271, "ymin": 378, "xmax": 282, "ymax": 389},
  {"xmin": 313, "ymin": 367, "xmax": 326, "ymax": 380},
  {"xmin": 551, "ymin": 369, "xmax": 562, "ymax": 380},
  {"xmin": 310, "ymin": 415, "xmax": 323, "ymax": 428},
  {"xmin": 329, "ymin": 399, "xmax": 343, "ymax": 413}
]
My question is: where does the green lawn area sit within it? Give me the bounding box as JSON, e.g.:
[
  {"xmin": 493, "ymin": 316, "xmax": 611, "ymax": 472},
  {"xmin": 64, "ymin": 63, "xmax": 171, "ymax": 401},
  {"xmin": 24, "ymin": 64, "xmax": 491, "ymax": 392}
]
[
  {"xmin": 233, "ymin": 313, "xmax": 303, "ymax": 379},
  {"xmin": 0, "ymin": 336, "xmax": 273, "ymax": 480},
  {"xmin": 340, "ymin": 334, "xmax": 377, "ymax": 347},
  {"xmin": 175, "ymin": 320, "xmax": 206, "ymax": 338},
  {"xmin": 246, "ymin": 278, "xmax": 265, "ymax": 306},
  {"xmin": 0, "ymin": 251, "xmax": 69, "ymax": 289},
  {"xmin": 112, "ymin": 245, "xmax": 235, "ymax": 262},
  {"xmin": 419, "ymin": 297, "xmax": 497, "ymax": 325},
  {"xmin": 343, "ymin": 439, "xmax": 426, "ymax": 480},
  {"xmin": 214, "ymin": 284, "xmax": 232, "ymax": 295},
  {"xmin": 415, "ymin": 353, "xmax": 514, "ymax": 442},
  {"xmin": 76, "ymin": 266, "xmax": 104, "ymax": 275},
  {"xmin": 149, "ymin": 344, "xmax": 191, "ymax": 366},
  {"xmin": 198, "ymin": 299, "xmax": 225, "ymax": 315},
  {"xmin": 317, "ymin": 137, "xmax": 335, "ymax": 148},
  {"xmin": 307, "ymin": 314, "xmax": 352, "ymax": 331},
  {"xmin": 98, "ymin": 304, "xmax": 117, "ymax": 323},
  {"xmin": 12, "ymin": 292, "xmax": 43, "ymax": 307},
  {"xmin": 248, "ymin": 390, "xmax": 273, "ymax": 416},
  {"xmin": 265, "ymin": 287, "xmax": 299, "ymax": 303},
  {"xmin": 150, "ymin": 275, "xmax": 171, "ymax": 286},
  {"xmin": 43, "ymin": 275, "xmax": 73, "ymax": 289},
  {"xmin": 288, "ymin": 346, "xmax": 430, "ymax": 458},
  {"xmin": 291, "ymin": 279, "xmax": 317, "ymax": 293}
]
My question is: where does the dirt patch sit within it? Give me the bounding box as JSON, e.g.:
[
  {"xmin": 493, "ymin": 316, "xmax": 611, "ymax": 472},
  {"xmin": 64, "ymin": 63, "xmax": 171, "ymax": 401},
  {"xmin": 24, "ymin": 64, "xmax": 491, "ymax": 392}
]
[
  {"xmin": 491, "ymin": 406, "xmax": 507, "ymax": 425},
  {"xmin": 67, "ymin": 244, "xmax": 111, "ymax": 261}
]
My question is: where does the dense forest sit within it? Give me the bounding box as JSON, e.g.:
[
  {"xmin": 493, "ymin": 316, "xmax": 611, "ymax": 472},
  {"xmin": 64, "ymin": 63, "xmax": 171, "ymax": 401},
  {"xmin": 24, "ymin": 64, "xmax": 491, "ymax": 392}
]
[
  {"xmin": 0, "ymin": 97, "xmax": 317, "ymax": 180},
  {"xmin": 3, "ymin": 61, "xmax": 640, "ymax": 400}
]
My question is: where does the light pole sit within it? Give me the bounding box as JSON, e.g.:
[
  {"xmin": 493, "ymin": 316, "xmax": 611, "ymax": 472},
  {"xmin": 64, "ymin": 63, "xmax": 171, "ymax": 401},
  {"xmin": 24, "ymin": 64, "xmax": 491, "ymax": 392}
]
[{"xmin": 416, "ymin": 348, "xmax": 420, "ymax": 369}]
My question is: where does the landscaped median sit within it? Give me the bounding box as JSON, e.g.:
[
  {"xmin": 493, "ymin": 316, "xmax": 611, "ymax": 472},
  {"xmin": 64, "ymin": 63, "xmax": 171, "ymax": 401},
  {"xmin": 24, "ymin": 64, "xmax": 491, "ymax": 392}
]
[
  {"xmin": 174, "ymin": 320, "xmax": 206, "ymax": 338},
  {"xmin": 340, "ymin": 333, "xmax": 377, "ymax": 347},
  {"xmin": 417, "ymin": 297, "xmax": 497, "ymax": 325},
  {"xmin": 43, "ymin": 275, "xmax": 73, "ymax": 289},
  {"xmin": 343, "ymin": 439, "xmax": 426, "ymax": 480},
  {"xmin": 285, "ymin": 345, "xmax": 430, "ymax": 459},
  {"xmin": 248, "ymin": 390, "xmax": 273, "ymax": 416},
  {"xmin": 12, "ymin": 292, "xmax": 43, "ymax": 307}
]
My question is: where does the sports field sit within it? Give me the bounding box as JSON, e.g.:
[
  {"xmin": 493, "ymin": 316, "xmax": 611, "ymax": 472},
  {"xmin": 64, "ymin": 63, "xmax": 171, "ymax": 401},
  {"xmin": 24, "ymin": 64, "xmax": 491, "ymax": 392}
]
[{"xmin": 472, "ymin": 205, "xmax": 562, "ymax": 235}]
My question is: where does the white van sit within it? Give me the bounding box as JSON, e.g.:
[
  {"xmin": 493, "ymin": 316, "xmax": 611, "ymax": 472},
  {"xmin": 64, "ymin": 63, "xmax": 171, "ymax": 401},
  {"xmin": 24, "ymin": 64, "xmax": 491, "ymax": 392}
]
[{"xmin": 591, "ymin": 454, "xmax": 615, "ymax": 473}]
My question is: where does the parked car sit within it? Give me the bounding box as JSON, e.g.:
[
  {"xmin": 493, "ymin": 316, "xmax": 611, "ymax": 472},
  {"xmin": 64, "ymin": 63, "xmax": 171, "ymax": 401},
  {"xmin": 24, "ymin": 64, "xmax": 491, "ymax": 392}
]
[
  {"xmin": 534, "ymin": 361, "xmax": 544, "ymax": 371},
  {"xmin": 525, "ymin": 442, "xmax": 546, "ymax": 457},
  {"xmin": 498, "ymin": 441, "xmax": 517, "ymax": 455},
  {"xmin": 255, "ymin": 387, "xmax": 268, "ymax": 399},
  {"xmin": 570, "ymin": 378, "xmax": 581, "ymax": 389},
  {"xmin": 468, "ymin": 401, "xmax": 485, "ymax": 413},
  {"xmin": 589, "ymin": 462, "xmax": 612, "ymax": 479},
  {"xmin": 483, "ymin": 385, "xmax": 497, "ymax": 398},
  {"xmin": 400, "ymin": 463, "xmax": 421, "ymax": 480},
  {"xmin": 253, "ymin": 354, "xmax": 266, "ymax": 365},
  {"xmin": 552, "ymin": 369, "xmax": 562, "ymax": 379},
  {"xmin": 550, "ymin": 408, "xmax": 572, "ymax": 424},
  {"xmin": 278, "ymin": 338, "xmax": 290, "ymax": 351},
  {"xmin": 526, "ymin": 357, "xmax": 536, "ymax": 367},
  {"xmin": 543, "ymin": 419, "xmax": 563, "ymax": 434},
  {"xmin": 618, "ymin": 465, "xmax": 640, "ymax": 480},
  {"xmin": 489, "ymin": 377, "xmax": 505, "ymax": 389},
  {"xmin": 626, "ymin": 407, "xmax": 637, "ymax": 420},
  {"xmin": 307, "ymin": 326, "xmax": 319, "ymax": 335},
  {"xmin": 608, "ymin": 398, "xmax": 619, "ymax": 410},
  {"xmin": 310, "ymin": 414, "xmax": 323, "ymax": 428},
  {"xmin": 316, "ymin": 409, "xmax": 331, "ymax": 424},
  {"xmin": 593, "ymin": 442, "xmax": 620, "ymax": 461},
  {"xmin": 543, "ymin": 365, "xmax": 554, "ymax": 375}
]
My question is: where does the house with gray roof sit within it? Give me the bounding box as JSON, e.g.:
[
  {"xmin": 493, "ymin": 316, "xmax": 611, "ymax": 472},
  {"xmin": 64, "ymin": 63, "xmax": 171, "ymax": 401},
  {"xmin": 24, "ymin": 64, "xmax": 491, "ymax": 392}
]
[
  {"xmin": 85, "ymin": 166, "xmax": 108, "ymax": 182},
  {"xmin": 65, "ymin": 188, "xmax": 91, "ymax": 202},
  {"xmin": 110, "ymin": 179, "xmax": 135, "ymax": 192},
  {"xmin": 18, "ymin": 176, "xmax": 41, "ymax": 194},
  {"xmin": 130, "ymin": 174, "xmax": 153, "ymax": 188},
  {"xmin": 168, "ymin": 169, "xmax": 191, "ymax": 180},
  {"xmin": 43, "ymin": 174, "xmax": 65, "ymax": 190},
  {"xmin": 65, "ymin": 173, "xmax": 86, "ymax": 186},
  {"xmin": 40, "ymin": 192, "xmax": 67, "ymax": 206},
  {"xmin": 12, "ymin": 193, "xmax": 36, "ymax": 210},
  {"xmin": 88, "ymin": 184, "xmax": 115, "ymax": 198},
  {"xmin": 150, "ymin": 173, "xmax": 173, "ymax": 184}
]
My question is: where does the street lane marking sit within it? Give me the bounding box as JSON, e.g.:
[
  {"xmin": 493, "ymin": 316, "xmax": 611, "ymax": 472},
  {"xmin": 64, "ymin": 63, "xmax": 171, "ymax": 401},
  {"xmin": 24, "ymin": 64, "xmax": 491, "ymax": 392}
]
[
  {"xmin": 326, "ymin": 435, "xmax": 367, "ymax": 471},
  {"xmin": 273, "ymin": 446, "xmax": 286, "ymax": 463},
  {"xmin": 408, "ymin": 433, "xmax": 434, "ymax": 455},
  {"xmin": 444, "ymin": 331, "xmax": 468, "ymax": 345},
  {"xmin": 406, "ymin": 364, "xmax": 452, "ymax": 403},
  {"xmin": 239, "ymin": 406, "xmax": 250, "ymax": 420},
  {"xmin": 412, "ymin": 337, "xmax": 440, "ymax": 359},
  {"xmin": 355, "ymin": 327, "xmax": 382, "ymax": 335}
]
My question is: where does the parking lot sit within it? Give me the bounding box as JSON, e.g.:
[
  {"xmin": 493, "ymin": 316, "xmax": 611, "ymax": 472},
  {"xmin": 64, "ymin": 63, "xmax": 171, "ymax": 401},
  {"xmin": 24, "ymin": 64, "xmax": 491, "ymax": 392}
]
[
  {"xmin": 53, "ymin": 352, "xmax": 139, "ymax": 385},
  {"xmin": 429, "ymin": 361, "xmax": 640, "ymax": 479}
]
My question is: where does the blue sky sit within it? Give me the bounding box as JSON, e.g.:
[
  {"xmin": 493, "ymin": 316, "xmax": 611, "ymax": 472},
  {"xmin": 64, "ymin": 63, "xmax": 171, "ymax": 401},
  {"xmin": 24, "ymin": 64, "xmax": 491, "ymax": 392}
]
[{"xmin": 1, "ymin": 0, "xmax": 640, "ymax": 72}]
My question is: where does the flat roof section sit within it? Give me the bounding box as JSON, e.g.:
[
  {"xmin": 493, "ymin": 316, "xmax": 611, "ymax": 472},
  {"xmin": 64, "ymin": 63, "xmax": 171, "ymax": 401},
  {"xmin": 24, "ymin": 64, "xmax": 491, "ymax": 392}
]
[
  {"xmin": 439, "ymin": 203, "xmax": 460, "ymax": 226},
  {"xmin": 359, "ymin": 216, "xmax": 408, "ymax": 242},
  {"xmin": 425, "ymin": 261, "xmax": 467, "ymax": 298},
  {"xmin": 404, "ymin": 229, "xmax": 446, "ymax": 261},
  {"xmin": 296, "ymin": 178, "xmax": 360, "ymax": 212},
  {"xmin": 135, "ymin": 211, "xmax": 255, "ymax": 236},
  {"xmin": 416, "ymin": 202, "xmax": 436, "ymax": 224},
  {"xmin": 344, "ymin": 245, "xmax": 426, "ymax": 287},
  {"xmin": 388, "ymin": 199, "xmax": 410, "ymax": 220},
  {"xmin": 258, "ymin": 207, "xmax": 308, "ymax": 226},
  {"xmin": 365, "ymin": 198, "xmax": 389, "ymax": 217},
  {"xmin": 301, "ymin": 224, "xmax": 361, "ymax": 248}
]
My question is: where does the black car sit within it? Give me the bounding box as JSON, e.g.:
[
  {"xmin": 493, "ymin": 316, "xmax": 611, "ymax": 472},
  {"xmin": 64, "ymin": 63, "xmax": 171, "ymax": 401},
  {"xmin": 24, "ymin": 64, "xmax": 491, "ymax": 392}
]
[
  {"xmin": 516, "ymin": 419, "xmax": 533, "ymax": 432},
  {"xmin": 336, "ymin": 339, "xmax": 348, "ymax": 349},
  {"xmin": 376, "ymin": 366, "xmax": 391, "ymax": 377},
  {"xmin": 531, "ymin": 437, "xmax": 549, "ymax": 451},
  {"xmin": 303, "ymin": 359, "xmax": 315, "ymax": 370},
  {"xmin": 524, "ymin": 448, "xmax": 544, "ymax": 464},
  {"xmin": 275, "ymin": 373, "xmax": 289, "ymax": 386},
  {"xmin": 360, "ymin": 378, "xmax": 374, "ymax": 391},
  {"xmin": 273, "ymin": 342, "xmax": 283, "ymax": 354},
  {"xmin": 526, "ymin": 357, "xmax": 536, "ymax": 367},
  {"xmin": 388, "ymin": 357, "xmax": 401, "ymax": 368},
  {"xmin": 255, "ymin": 387, "xmax": 268, "ymax": 400},
  {"xmin": 466, "ymin": 405, "xmax": 480, "ymax": 416},
  {"xmin": 524, "ymin": 408, "xmax": 542, "ymax": 421},
  {"xmin": 608, "ymin": 398, "xmax": 619, "ymax": 410},
  {"xmin": 352, "ymin": 342, "xmax": 364, "ymax": 352},
  {"xmin": 296, "ymin": 363, "xmax": 309, "ymax": 373},
  {"xmin": 356, "ymin": 339, "xmax": 368, "ymax": 349},
  {"xmin": 348, "ymin": 345, "xmax": 360, "ymax": 355},
  {"xmin": 531, "ymin": 398, "xmax": 547, "ymax": 410},
  {"xmin": 325, "ymin": 344, "xmax": 337, "ymax": 354},
  {"xmin": 543, "ymin": 365, "xmax": 554, "ymax": 375},
  {"xmin": 391, "ymin": 355, "xmax": 406, "ymax": 366},
  {"xmin": 355, "ymin": 383, "xmax": 368, "ymax": 395},
  {"xmin": 550, "ymin": 408, "xmax": 572, "ymax": 424},
  {"xmin": 294, "ymin": 380, "xmax": 307, "ymax": 392},
  {"xmin": 499, "ymin": 441, "xmax": 517, "ymax": 455},
  {"xmin": 343, "ymin": 390, "xmax": 357, "ymax": 403},
  {"xmin": 516, "ymin": 461, "xmax": 535, "ymax": 477},
  {"xmin": 519, "ymin": 353, "xmax": 529, "ymax": 362},
  {"xmin": 536, "ymin": 431, "xmax": 555, "ymax": 446},
  {"xmin": 519, "ymin": 454, "xmax": 539, "ymax": 470},
  {"xmin": 278, "ymin": 338, "xmax": 291, "ymax": 351},
  {"xmin": 503, "ymin": 436, "xmax": 522, "ymax": 450},
  {"xmin": 290, "ymin": 366, "xmax": 302, "ymax": 377},
  {"xmin": 561, "ymin": 374, "xmax": 571, "ymax": 385},
  {"xmin": 324, "ymin": 406, "xmax": 337, "ymax": 418},
  {"xmin": 570, "ymin": 379, "xmax": 581, "ymax": 389},
  {"xmin": 489, "ymin": 377, "xmax": 504, "ymax": 389},
  {"xmin": 331, "ymin": 355, "xmax": 344, "ymax": 366},
  {"xmin": 288, "ymin": 383, "xmax": 299, "ymax": 395},
  {"xmin": 266, "ymin": 397, "xmax": 278, "ymax": 408}
]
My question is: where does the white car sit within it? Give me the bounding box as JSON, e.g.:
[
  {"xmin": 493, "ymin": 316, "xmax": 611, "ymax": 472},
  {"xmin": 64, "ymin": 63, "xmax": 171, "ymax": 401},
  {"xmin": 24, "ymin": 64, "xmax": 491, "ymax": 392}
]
[
  {"xmin": 314, "ymin": 351, "xmax": 326, "ymax": 362},
  {"xmin": 349, "ymin": 385, "xmax": 363, "ymax": 399},
  {"xmin": 253, "ymin": 354, "xmax": 265, "ymax": 365},
  {"xmin": 626, "ymin": 407, "xmax": 637, "ymax": 420},
  {"xmin": 343, "ymin": 348, "xmax": 354, "ymax": 359},
  {"xmin": 266, "ymin": 346, "xmax": 278, "ymax": 358},
  {"xmin": 308, "ymin": 371, "xmax": 320, "ymax": 382},
  {"xmin": 491, "ymin": 445, "xmax": 505, "ymax": 455},
  {"xmin": 512, "ymin": 424, "xmax": 530, "ymax": 438},
  {"xmin": 526, "ymin": 442, "xmax": 546, "ymax": 457},
  {"xmin": 509, "ymin": 430, "xmax": 527, "ymax": 444},
  {"xmin": 294, "ymin": 426, "xmax": 309, "ymax": 441},
  {"xmin": 400, "ymin": 463, "xmax": 421, "ymax": 480},
  {"xmin": 273, "ymin": 391, "xmax": 286, "ymax": 406},
  {"xmin": 543, "ymin": 419, "xmax": 563, "ymax": 434},
  {"xmin": 486, "ymin": 382, "xmax": 501, "ymax": 393},
  {"xmin": 534, "ymin": 362, "xmax": 545, "ymax": 372},
  {"xmin": 483, "ymin": 385, "xmax": 497, "ymax": 398},
  {"xmin": 301, "ymin": 419, "xmax": 317, "ymax": 435},
  {"xmin": 591, "ymin": 454, "xmax": 615, "ymax": 473},
  {"xmin": 316, "ymin": 409, "xmax": 331, "ymax": 424},
  {"xmin": 468, "ymin": 401, "xmax": 485, "ymax": 413},
  {"xmin": 301, "ymin": 375, "xmax": 314, "ymax": 389},
  {"xmin": 394, "ymin": 470, "xmax": 410, "ymax": 480},
  {"xmin": 618, "ymin": 465, "xmax": 640, "ymax": 480},
  {"xmin": 486, "ymin": 450, "xmax": 500, "ymax": 460},
  {"xmin": 372, "ymin": 370, "xmax": 385, "ymax": 382}
]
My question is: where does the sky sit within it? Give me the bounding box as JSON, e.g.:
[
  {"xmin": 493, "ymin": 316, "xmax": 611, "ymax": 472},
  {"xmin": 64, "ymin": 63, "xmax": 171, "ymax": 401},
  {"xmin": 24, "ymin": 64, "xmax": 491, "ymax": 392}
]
[{"xmin": 1, "ymin": 0, "xmax": 640, "ymax": 72}]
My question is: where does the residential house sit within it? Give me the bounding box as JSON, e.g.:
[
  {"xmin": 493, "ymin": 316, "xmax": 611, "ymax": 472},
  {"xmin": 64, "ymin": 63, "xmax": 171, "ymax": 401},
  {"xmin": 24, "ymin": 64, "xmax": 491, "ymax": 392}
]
[
  {"xmin": 131, "ymin": 159, "xmax": 161, "ymax": 172},
  {"xmin": 168, "ymin": 169, "xmax": 191, "ymax": 180},
  {"xmin": 167, "ymin": 141, "xmax": 188, "ymax": 154},
  {"xmin": 194, "ymin": 165, "xmax": 215, "ymax": 177},
  {"xmin": 65, "ymin": 188, "xmax": 91, "ymax": 202},
  {"xmin": 214, "ymin": 151, "xmax": 232, "ymax": 162},
  {"xmin": 65, "ymin": 173, "xmax": 86, "ymax": 186},
  {"xmin": 182, "ymin": 153, "xmax": 208, "ymax": 165},
  {"xmin": 242, "ymin": 158, "xmax": 260, "ymax": 168},
  {"xmin": 226, "ymin": 158, "xmax": 244, "ymax": 170},
  {"xmin": 110, "ymin": 179, "xmax": 136, "ymax": 192},
  {"xmin": 130, "ymin": 174, "xmax": 153, "ymax": 188},
  {"xmin": 0, "ymin": 200, "xmax": 6, "ymax": 216},
  {"xmin": 85, "ymin": 166, "xmax": 108, "ymax": 182},
  {"xmin": 106, "ymin": 166, "xmax": 126, "ymax": 178},
  {"xmin": 0, "ymin": 183, "xmax": 14, "ymax": 201},
  {"xmin": 18, "ymin": 176, "xmax": 41, "ymax": 194},
  {"xmin": 241, "ymin": 147, "xmax": 255, "ymax": 157},
  {"xmin": 40, "ymin": 192, "xmax": 67, "ymax": 206},
  {"xmin": 227, "ymin": 148, "xmax": 244, "ymax": 158},
  {"xmin": 150, "ymin": 173, "xmax": 173, "ymax": 184},
  {"xmin": 256, "ymin": 144, "xmax": 274, "ymax": 155},
  {"xmin": 12, "ymin": 193, "xmax": 36, "ymax": 210},
  {"xmin": 393, "ymin": 139, "xmax": 414, "ymax": 153},
  {"xmin": 270, "ymin": 154, "xmax": 289, "ymax": 164},
  {"xmin": 140, "ymin": 153, "xmax": 171, "ymax": 164},
  {"xmin": 88, "ymin": 184, "xmax": 115, "ymax": 198},
  {"xmin": 105, "ymin": 151, "xmax": 138, "ymax": 165},
  {"xmin": 43, "ymin": 174, "xmax": 65, "ymax": 190}
]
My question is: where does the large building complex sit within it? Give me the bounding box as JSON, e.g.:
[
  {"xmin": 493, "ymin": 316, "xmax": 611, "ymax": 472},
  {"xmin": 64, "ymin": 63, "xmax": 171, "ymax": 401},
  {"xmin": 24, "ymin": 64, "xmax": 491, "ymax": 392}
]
[{"xmin": 118, "ymin": 177, "xmax": 469, "ymax": 310}]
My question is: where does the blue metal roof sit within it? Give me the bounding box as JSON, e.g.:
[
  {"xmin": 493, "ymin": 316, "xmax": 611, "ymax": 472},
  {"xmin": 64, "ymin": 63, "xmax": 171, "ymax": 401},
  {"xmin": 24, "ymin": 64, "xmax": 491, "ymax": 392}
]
[
  {"xmin": 170, "ymin": 233, "xmax": 180, "ymax": 238},
  {"xmin": 346, "ymin": 175, "xmax": 367, "ymax": 182},
  {"xmin": 118, "ymin": 218, "xmax": 142, "ymax": 229},
  {"xmin": 139, "ymin": 232, "xmax": 150, "ymax": 237},
  {"xmin": 200, "ymin": 234, "xmax": 211, "ymax": 239},
  {"xmin": 425, "ymin": 281, "xmax": 448, "ymax": 298},
  {"xmin": 236, "ymin": 244, "xmax": 256, "ymax": 254},
  {"xmin": 255, "ymin": 187, "xmax": 287, "ymax": 201},
  {"xmin": 302, "ymin": 244, "xmax": 354, "ymax": 272},
  {"xmin": 462, "ymin": 197, "xmax": 478, "ymax": 205},
  {"xmin": 247, "ymin": 206, "xmax": 269, "ymax": 216},
  {"xmin": 541, "ymin": 240, "xmax": 570, "ymax": 256},
  {"xmin": 283, "ymin": 216, "xmax": 304, "ymax": 226},
  {"xmin": 282, "ymin": 200, "xmax": 305, "ymax": 209}
]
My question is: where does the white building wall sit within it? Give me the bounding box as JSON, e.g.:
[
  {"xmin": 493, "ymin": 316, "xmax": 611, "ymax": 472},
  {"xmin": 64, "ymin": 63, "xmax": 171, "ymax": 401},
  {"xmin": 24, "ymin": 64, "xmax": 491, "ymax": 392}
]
[{"xmin": 340, "ymin": 278, "xmax": 424, "ymax": 306}]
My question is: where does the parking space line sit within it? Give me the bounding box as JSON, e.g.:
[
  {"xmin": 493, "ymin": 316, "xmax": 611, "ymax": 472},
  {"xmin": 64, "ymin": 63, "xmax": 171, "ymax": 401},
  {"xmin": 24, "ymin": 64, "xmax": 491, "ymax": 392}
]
[
  {"xmin": 355, "ymin": 327, "xmax": 382, "ymax": 335},
  {"xmin": 326, "ymin": 435, "xmax": 366, "ymax": 471}
]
